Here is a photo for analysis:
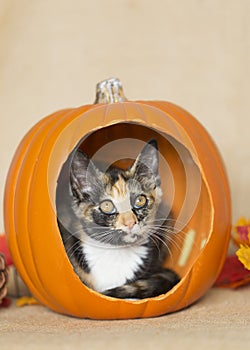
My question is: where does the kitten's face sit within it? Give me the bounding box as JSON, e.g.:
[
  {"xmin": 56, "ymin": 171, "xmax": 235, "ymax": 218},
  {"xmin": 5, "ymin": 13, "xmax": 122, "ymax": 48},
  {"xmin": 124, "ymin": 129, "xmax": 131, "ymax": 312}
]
[{"xmin": 70, "ymin": 140, "xmax": 162, "ymax": 246}]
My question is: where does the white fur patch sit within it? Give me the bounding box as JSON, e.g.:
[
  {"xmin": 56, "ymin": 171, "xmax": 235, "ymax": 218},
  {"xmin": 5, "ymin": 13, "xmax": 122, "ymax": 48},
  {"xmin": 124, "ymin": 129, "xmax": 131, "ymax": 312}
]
[{"xmin": 82, "ymin": 236, "xmax": 148, "ymax": 292}]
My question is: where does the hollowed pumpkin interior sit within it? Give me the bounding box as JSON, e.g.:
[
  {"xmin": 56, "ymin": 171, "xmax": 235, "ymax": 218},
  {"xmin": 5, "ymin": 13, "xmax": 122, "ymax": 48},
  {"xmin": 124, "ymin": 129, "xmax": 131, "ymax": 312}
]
[{"xmin": 54, "ymin": 121, "xmax": 212, "ymax": 285}]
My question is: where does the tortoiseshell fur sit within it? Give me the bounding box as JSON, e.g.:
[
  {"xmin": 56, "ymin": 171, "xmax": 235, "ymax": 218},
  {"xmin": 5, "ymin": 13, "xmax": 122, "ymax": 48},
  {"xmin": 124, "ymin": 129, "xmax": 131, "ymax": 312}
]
[{"xmin": 56, "ymin": 140, "xmax": 180, "ymax": 299}]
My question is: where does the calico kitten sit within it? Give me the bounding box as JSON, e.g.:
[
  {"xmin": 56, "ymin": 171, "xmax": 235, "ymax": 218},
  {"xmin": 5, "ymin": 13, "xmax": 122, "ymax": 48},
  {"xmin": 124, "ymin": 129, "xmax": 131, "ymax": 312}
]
[{"xmin": 56, "ymin": 140, "xmax": 180, "ymax": 299}]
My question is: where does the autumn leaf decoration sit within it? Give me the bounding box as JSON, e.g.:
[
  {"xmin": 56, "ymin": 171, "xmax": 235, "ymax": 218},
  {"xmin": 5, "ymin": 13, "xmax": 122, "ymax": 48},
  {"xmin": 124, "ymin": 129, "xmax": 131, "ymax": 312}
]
[{"xmin": 233, "ymin": 218, "xmax": 250, "ymax": 270}]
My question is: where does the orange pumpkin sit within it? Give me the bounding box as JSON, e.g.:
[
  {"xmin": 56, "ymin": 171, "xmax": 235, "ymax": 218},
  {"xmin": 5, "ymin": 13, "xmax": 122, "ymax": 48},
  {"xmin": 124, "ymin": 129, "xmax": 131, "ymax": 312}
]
[{"xmin": 4, "ymin": 78, "xmax": 231, "ymax": 319}]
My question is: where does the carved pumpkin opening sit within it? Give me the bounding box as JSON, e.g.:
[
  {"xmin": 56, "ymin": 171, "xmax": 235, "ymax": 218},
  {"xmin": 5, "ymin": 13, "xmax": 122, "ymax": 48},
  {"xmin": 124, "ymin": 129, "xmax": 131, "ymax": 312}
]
[{"xmin": 54, "ymin": 120, "xmax": 212, "ymax": 295}]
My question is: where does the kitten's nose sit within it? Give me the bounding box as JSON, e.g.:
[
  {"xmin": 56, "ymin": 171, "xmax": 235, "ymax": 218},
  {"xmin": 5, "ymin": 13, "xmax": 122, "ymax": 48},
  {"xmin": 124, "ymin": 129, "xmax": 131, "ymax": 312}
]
[
  {"xmin": 125, "ymin": 218, "xmax": 136, "ymax": 230},
  {"xmin": 122, "ymin": 212, "xmax": 137, "ymax": 230}
]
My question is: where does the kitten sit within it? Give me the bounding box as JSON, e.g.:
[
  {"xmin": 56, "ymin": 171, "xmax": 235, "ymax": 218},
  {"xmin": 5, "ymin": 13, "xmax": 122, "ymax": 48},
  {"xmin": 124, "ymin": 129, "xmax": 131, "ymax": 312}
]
[{"xmin": 56, "ymin": 140, "xmax": 180, "ymax": 299}]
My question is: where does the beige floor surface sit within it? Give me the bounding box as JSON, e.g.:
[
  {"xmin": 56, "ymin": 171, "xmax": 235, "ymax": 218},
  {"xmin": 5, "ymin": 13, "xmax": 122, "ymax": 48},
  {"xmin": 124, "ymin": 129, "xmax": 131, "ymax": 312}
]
[{"xmin": 1, "ymin": 287, "xmax": 250, "ymax": 350}]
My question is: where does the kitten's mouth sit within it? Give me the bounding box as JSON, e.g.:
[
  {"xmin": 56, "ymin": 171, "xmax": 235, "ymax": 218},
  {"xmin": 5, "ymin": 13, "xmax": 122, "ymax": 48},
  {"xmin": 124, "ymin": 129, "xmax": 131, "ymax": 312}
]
[
  {"xmin": 123, "ymin": 233, "xmax": 139, "ymax": 244},
  {"xmin": 85, "ymin": 225, "xmax": 147, "ymax": 248},
  {"xmin": 122, "ymin": 232, "xmax": 148, "ymax": 246}
]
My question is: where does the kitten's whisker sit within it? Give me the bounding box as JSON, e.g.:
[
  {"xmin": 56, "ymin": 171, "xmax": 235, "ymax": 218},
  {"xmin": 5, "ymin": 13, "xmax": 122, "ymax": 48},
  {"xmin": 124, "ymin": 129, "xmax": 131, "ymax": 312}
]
[
  {"xmin": 147, "ymin": 232, "xmax": 175, "ymax": 264},
  {"xmin": 149, "ymin": 226, "xmax": 186, "ymax": 238},
  {"xmin": 146, "ymin": 223, "xmax": 189, "ymax": 238},
  {"xmin": 147, "ymin": 234, "xmax": 162, "ymax": 257},
  {"xmin": 163, "ymin": 235, "xmax": 184, "ymax": 253},
  {"xmin": 66, "ymin": 240, "xmax": 80, "ymax": 255},
  {"xmin": 145, "ymin": 226, "xmax": 184, "ymax": 259},
  {"xmin": 147, "ymin": 218, "xmax": 188, "ymax": 230},
  {"xmin": 155, "ymin": 216, "xmax": 193, "ymax": 232},
  {"xmin": 148, "ymin": 230, "xmax": 187, "ymax": 251},
  {"xmin": 151, "ymin": 225, "xmax": 200, "ymax": 251},
  {"xmin": 145, "ymin": 226, "xmax": 182, "ymax": 240}
]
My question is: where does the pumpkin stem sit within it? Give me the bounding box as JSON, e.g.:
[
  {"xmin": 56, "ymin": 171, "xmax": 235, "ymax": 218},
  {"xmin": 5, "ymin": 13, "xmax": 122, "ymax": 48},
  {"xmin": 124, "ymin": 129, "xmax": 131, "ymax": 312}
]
[{"xmin": 94, "ymin": 78, "xmax": 127, "ymax": 104}]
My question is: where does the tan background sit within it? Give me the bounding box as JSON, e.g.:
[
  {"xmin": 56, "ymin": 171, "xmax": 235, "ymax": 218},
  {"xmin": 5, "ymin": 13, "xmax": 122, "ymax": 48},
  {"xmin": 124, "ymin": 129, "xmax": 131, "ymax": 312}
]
[{"xmin": 0, "ymin": 0, "xmax": 249, "ymax": 234}]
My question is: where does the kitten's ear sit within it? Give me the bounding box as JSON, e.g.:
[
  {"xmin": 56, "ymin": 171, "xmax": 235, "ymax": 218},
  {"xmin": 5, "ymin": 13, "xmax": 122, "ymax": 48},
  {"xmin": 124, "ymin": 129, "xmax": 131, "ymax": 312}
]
[
  {"xmin": 131, "ymin": 139, "xmax": 160, "ymax": 181},
  {"xmin": 70, "ymin": 150, "xmax": 101, "ymax": 200}
]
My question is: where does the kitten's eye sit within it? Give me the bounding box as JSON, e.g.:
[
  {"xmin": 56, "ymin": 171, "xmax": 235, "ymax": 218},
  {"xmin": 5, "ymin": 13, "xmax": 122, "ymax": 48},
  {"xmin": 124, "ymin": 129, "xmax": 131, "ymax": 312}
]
[
  {"xmin": 133, "ymin": 195, "xmax": 147, "ymax": 209},
  {"xmin": 99, "ymin": 200, "xmax": 117, "ymax": 215}
]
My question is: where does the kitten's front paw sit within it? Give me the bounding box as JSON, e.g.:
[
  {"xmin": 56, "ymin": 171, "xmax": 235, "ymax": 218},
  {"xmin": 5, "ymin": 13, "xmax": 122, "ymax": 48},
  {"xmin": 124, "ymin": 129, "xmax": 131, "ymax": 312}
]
[
  {"xmin": 102, "ymin": 285, "xmax": 139, "ymax": 299},
  {"xmin": 102, "ymin": 269, "xmax": 180, "ymax": 299}
]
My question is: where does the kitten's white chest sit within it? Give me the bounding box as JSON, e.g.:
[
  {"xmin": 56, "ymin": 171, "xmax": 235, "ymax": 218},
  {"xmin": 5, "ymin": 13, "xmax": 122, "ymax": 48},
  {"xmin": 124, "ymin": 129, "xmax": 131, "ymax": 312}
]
[{"xmin": 83, "ymin": 238, "xmax": 148, "ymax": 292}]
